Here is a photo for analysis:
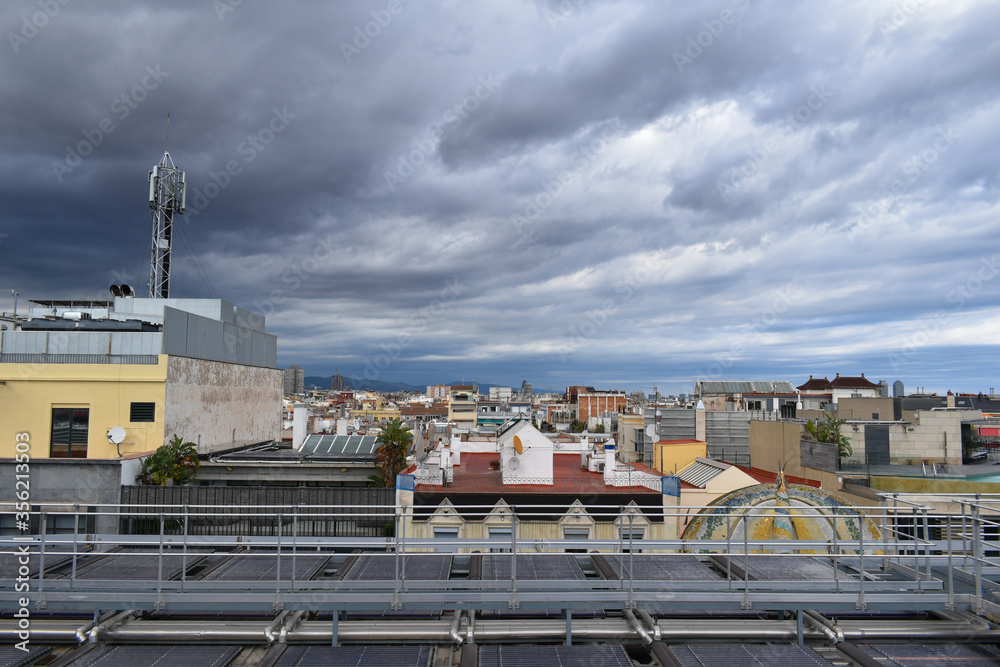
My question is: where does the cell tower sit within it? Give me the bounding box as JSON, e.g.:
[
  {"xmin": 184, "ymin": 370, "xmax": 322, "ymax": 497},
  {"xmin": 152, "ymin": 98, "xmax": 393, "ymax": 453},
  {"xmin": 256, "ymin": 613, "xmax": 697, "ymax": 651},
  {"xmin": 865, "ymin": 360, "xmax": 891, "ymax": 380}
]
[{"xmin": 147, "ymin": 114, "xmax": 187, "ymax": 298}]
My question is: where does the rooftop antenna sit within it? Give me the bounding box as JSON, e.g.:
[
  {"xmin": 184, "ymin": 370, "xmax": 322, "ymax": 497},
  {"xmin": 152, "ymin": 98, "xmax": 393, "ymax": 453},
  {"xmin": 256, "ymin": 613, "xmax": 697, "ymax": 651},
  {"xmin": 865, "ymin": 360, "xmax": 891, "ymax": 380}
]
[{"xmin": 147, "ymin": 113, "xmax": 186, "ymax": 298}]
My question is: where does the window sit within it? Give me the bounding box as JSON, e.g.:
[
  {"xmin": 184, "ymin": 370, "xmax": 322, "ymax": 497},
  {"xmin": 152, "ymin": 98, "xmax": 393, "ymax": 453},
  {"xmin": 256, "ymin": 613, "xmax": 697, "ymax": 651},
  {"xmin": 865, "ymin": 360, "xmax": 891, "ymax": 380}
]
[
  {"xmin": 50, "ymin": 408, "xmax": 89, "ymax": 458},
  {"xmin": 634, "ymin": 427, "xmax": 644, "ymax": 454},
  {"xmin": 488, "ymin": 527, "xmax": 512, "ymax": 552},
  {"xmin": 872, "ymin": 413, "xmax": 879, "ymax": 420},
  {"xmin": 563, "ymin": 527, "xmax": 589, "ymax": 553},
  {"xmin": 433, "ymin": 527, "xmax": 459, "ymax": 553},
  {"xmin": 619, "ymin": 527, "xmax": 644, "ymax": 553},
  {"xmin": 130, "ymin": 402, "xmax": 156, "ymax": 422}
]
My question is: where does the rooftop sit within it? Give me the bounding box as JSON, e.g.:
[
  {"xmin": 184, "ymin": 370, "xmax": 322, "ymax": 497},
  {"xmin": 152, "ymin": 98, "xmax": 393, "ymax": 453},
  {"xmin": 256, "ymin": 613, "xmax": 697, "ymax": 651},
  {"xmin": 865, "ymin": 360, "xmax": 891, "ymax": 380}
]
[{"xmin": 413, "ymin": 452, "xmax": 661, "ymax": 495}]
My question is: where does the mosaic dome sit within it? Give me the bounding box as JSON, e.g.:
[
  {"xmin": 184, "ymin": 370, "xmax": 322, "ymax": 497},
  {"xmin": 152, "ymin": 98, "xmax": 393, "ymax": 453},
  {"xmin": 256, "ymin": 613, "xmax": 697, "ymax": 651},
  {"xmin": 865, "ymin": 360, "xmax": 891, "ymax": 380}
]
[{"xmin": 682, "ymin": 472, "xmax": 881, "ymax": 553}]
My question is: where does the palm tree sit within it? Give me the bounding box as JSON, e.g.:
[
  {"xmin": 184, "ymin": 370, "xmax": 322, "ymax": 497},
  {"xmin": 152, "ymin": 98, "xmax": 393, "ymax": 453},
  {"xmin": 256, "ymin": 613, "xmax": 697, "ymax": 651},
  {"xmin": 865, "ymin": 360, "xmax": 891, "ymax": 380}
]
[
  {"xmin": 373, "ymin": 419, "xmax": 414, "ymax": 488},
  {"xmin": 136, "ymin": 434, "xmax": 200, "ymax": 485},
  {"xmin": 805, "ymin": 416, "xmax": 853, "ymax": 458}
]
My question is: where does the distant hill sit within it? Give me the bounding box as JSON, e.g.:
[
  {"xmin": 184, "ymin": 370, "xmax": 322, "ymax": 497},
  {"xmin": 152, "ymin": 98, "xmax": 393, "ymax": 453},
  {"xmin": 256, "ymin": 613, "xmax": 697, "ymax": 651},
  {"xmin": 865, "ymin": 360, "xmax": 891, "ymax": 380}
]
[{"xmin": 304, "ymin": 376, "xmax": 425, "ymax": 393}]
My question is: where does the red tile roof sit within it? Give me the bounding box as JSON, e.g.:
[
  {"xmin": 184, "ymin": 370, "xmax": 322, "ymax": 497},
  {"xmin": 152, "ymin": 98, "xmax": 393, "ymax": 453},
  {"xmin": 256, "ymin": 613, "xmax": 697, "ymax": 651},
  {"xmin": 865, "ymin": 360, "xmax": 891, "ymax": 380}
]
[
  {"xmin": 414, "ymin": 452, "xmax": 660, "ymax": 495},
  {"xmin": 797, "ymin": 375, "xmax": 830, "ymax": 391},
  {"xmin": 734, "ymin": 465, "xmax": 821, "ymax": 488}
]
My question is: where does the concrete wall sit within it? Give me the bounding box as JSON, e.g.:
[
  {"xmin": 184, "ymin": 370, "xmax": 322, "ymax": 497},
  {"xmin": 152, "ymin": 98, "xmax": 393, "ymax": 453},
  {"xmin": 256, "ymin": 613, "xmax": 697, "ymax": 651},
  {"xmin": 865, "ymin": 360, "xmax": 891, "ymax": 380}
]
[
  {"xmin": 749, "ymin": 420, "xmax": 803, "ymax": 476},
  {"xmin": 164, "ymin": 356, "xmax": 282, "ymax": 453},
  {"xmin": 0, "ymin": 459, "xmax": 123, "ymax": 533},
  {"xmin": 0, "ymin": 358, "xmax": 168, "ymax": 459},
  {"xmin": 835, "ymin": 397, "xmax": 894, "ymax": 420}
]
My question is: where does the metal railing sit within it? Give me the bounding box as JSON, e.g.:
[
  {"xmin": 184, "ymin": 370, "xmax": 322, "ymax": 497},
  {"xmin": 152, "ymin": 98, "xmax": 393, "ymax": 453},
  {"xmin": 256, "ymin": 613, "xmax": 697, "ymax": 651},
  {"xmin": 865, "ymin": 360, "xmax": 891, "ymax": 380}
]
[{"xmin": 2, "ymin": 498, "xmax": 999, "ymax": 616}]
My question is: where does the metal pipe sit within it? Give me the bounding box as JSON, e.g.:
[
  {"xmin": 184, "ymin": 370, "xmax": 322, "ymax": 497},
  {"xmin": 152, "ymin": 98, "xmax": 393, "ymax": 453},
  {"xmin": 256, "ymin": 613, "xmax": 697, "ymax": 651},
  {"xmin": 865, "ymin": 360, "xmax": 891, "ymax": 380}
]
[
  {"xmin": 279, "ymin": 610, "xmax": 308, "ymax": 644},
  {"xmin": 264, "ymin": 611, "xmax": 289, "ymax": 643},
  {"xmin": 88, "ymin": 610, "xmax": 134, "ymax": 644},
  {"xmin": 74, "ymin": 618, "xmax": 98, "ymax": 643},
  {"xmin": 449, "ymin": 610, "xmax": 464, "ymax": 646},
  {"xmin": 624, "ymin": 610, "xmax": 652, "ymax": 645},
  {"xmin": 29, "ymin": 616, "xmax": 1000, "ymax": 645},
  {"xmin": 466, "ymin": 610, "xmax": 476, "ymax": 644},
  {"xmin": 635, "ymin": 608, "xmax": 660, "ymax": 641},
  {"xmin": 802, "ymin": 610, "xmax": 843, "ymax": 644}
]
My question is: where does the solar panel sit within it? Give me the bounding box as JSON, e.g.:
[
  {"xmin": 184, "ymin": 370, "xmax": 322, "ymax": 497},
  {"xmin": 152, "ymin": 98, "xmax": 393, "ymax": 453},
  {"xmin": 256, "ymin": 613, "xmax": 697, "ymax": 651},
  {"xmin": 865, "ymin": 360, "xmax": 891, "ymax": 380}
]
[
  {"xmin": 74, "ymin": 549, "xmax": 208, "ymax": 581},
  {"xmin": 0, "ymin": 644, "xmax": 52, "ymax": 667},
  {"xmin": 299, "ymin": 434, "xmax": 381, "ymax": 457},
  {"xmin": 272, "ymin": 646, "xmax": 434, "ymax": 666},
  {"xmin": 479, "ymin": 645, "xmax": 632, "ymax": 667},
  {"xmin": 666, "ymin": 644, "xmax": 832, "ymax": 666},
  {"xmin": 200, "ymin": 554, "xmax": 328, "ymax": 581},
  {"xmin": 63, "ymin": 645, "xmax": 241, "ymax": 666},
  {"xmin": 479, "ymin": 554, "xmax": 585, "ymax": 580},
  {"xmin": 607, "ymin": 555, "xmax": 720, "ymax": 581},
  {"xmin": 859, "ymin": 643, "xmax": 1000, "ymax": 665},
  {"xmin": 342, "ymin": 554, "xmax": 452, "ymax": 581}
]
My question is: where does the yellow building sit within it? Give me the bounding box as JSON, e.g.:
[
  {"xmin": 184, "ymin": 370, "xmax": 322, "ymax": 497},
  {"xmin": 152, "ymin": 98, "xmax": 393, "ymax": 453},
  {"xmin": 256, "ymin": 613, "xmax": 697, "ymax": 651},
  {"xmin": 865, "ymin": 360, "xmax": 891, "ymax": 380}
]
[
  {"xmin": 0, "ymin": 297, "xmax": 282, "ymax": 460},
  {"xmin": 652, "ymin": 439, "xmax": 708, "ymax": 476}
]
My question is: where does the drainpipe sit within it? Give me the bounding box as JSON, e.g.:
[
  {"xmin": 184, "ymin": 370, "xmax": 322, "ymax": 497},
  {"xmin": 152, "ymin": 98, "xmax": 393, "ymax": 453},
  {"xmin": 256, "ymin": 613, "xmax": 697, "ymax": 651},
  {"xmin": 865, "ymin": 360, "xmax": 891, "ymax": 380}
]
[
  {"xmin": 802, "ymin": 610, "xmax": 844, "ymax": 644},
  {"xmin": 264, "ymin": 611, "xmax": 289, "ymax": 643},
  {"xmin": 448, "ymin": 610, "xmax": 465, "ymax": 646},
  {"xmin": 624, "ymin": 609, "xmax": 652, "ymax": 645},
  {"xmin": 74, "ymin": 618, "xmax": 98, "ymax": 643},
  {"xmin": 88, "ymin": 610, "xmax": 134, "ymax": 643},
  {"xmin": 466, "ymin": 610, "xmax": 476, "ymax": 644},
  {"xmin": 279, "ymin": 610, "xmax": 308, "ymax": 644},
  {"xmin": 635, "ymin": 608, "xmax": 661, "ymax": 641}
]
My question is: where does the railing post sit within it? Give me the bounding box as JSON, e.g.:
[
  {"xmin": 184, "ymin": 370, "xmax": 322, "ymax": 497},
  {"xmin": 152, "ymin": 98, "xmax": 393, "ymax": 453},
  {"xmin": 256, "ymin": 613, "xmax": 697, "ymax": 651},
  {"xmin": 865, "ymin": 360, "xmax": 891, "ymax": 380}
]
[
  {"xmin": 832, "ymin": 513, "xmax": 840, "ymax": 593},
  {"xmin": 973, "ymin": 503, "xmax": 983, "ymax": 614},
  {"xmin": 181, "ymin": 504, "xmax": 189, "ymax": 591},
  {"xmin": 157, "ymin": 513, "xmax": 165, "ymax": 603},
  {"xmin": 38, "ymin": 512, "xmax": 46, "ymax": 595},
  {"xmin": 276, "ymin": 512, "xmax": 283, "ymax": 598},
  {"xmin": 857, "ymin": 510, "xmax": 865, "ymax": 610},
  {"xmin": 71, "ymin": 504, "xmax": 79, "ymax": 586},
  {"xmin": 292, "ymin": 505, "xmax": 299, "ymax": 591}
]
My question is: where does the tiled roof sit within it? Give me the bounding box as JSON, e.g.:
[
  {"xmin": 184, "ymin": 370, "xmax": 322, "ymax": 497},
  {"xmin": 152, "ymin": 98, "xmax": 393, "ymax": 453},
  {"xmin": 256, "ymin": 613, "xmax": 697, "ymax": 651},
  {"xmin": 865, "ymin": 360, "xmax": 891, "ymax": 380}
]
[
  {"xmin": 828, "ymin": 373, "xmax": 879, "ymax": 389},
  {"xmin": 734, "ymin": 465, "xmax": 821, "ymax": 488},
  {"xmin": 799, "ymin": 373, "xmax": 880, "ymax": 390},
  {"xmin": 414, "ymin": 452, "xmax": 660, "ymax": 495},
  {"xmin": 797, "ymin": 375, "xmax": 830, "ymax": 391}
]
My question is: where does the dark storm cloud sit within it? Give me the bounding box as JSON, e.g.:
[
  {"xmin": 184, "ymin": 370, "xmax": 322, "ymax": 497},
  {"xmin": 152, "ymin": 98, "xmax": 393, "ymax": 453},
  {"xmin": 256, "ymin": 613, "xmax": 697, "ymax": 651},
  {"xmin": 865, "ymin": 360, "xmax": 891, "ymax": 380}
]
[{"xmin": 1, "ymin": 0, "xmax": 998, "ymax": 393}]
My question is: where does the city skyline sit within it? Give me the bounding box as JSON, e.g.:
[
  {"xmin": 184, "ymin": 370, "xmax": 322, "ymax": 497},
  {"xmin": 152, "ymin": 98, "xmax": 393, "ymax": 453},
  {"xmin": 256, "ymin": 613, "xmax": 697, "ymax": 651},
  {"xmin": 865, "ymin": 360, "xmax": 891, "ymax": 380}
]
[{"xmin": 2, "ymin": 1, "xmax": 998, "ymax": 397}]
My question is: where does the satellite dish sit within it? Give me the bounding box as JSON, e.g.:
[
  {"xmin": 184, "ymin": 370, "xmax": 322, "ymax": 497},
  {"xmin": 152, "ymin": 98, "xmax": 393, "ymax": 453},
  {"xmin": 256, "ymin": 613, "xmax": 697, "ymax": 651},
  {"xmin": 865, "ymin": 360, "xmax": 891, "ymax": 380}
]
[
  {"xmin": 508, "ymin": 456, "xmax": 520, "ymax": 471},
  {"xmin": 110, "ymin": 284, "xmax": 122, "ymax": 297},
  {"xmin": 645, "ymin": 424, "xmax": 658, "ymax": 442},
  {"xmin": 513, "ymin": 434, "xmax": 524, "ymax": 455},
  {"xmin": 107, "ymin": 426, "xmax": 126, "ymax": 444}
]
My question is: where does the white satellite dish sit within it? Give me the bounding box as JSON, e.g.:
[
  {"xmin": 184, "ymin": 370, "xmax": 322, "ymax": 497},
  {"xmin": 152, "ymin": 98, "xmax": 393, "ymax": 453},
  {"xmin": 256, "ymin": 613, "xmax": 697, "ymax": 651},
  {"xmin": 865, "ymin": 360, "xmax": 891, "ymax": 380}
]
[
  {"xmin": 107, "ymin": 426, "xmax": 126, "ymax": 444},
  {"xmin": 508, "ymin": 456, "xmax": 520, "ymax": 471},
  {"xmin": 645, "ymin": 424, "xmax": 658, "ymax": 442}
]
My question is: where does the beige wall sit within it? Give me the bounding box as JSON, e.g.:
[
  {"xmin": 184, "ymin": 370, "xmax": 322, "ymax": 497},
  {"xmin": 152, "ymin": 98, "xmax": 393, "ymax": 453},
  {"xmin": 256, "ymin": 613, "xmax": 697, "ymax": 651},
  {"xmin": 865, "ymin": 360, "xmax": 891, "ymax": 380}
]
[
  {"xmin": 653, "ymin": 440, "xmax": 707, "ymax": 475},
  {"xmin": 164, "ymin": 356, "xmax": 282, "ymax": 453},
  {"xmin": 749, "ymin": 420, "xmax": 803, "ymax": 477}
]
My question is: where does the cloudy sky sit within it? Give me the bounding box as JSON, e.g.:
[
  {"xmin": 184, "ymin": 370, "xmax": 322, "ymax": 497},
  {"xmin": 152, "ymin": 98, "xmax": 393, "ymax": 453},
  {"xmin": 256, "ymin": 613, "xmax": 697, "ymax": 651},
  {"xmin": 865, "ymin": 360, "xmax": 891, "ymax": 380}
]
[{"xmin": 2, "ymin": 0, "xmax": 998, "ymax": 394}]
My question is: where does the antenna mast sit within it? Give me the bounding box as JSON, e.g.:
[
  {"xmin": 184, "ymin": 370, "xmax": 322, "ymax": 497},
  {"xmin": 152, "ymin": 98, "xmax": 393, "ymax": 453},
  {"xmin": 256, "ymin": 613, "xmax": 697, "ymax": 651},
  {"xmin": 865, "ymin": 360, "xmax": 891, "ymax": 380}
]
[{"xmin": 147, "ymin": 114, "xmax": 186, "ymax": 298}]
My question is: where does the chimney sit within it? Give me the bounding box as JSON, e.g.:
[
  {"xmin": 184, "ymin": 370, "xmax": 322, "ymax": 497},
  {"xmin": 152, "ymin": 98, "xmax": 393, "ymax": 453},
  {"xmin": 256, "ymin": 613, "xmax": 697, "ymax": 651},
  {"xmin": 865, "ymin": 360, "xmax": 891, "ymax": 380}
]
[
  {"xmin": 604, "ymin": 444, "xmax": 616, "ymax": 485},
  {"xmin": 292, "ymin": 403, "xmax": 308, "ymax": 448},
  {"xmin": 695, "ymin": 400, "xmax": 706, "ymax": 441}
]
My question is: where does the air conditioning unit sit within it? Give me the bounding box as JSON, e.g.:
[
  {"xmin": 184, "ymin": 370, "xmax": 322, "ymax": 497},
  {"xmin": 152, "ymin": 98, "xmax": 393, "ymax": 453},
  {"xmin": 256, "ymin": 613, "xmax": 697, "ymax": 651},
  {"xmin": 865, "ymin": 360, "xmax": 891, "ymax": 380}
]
[{"xmin": 597, "ymin": 462, "xmax": 605, "ymax": 473}]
